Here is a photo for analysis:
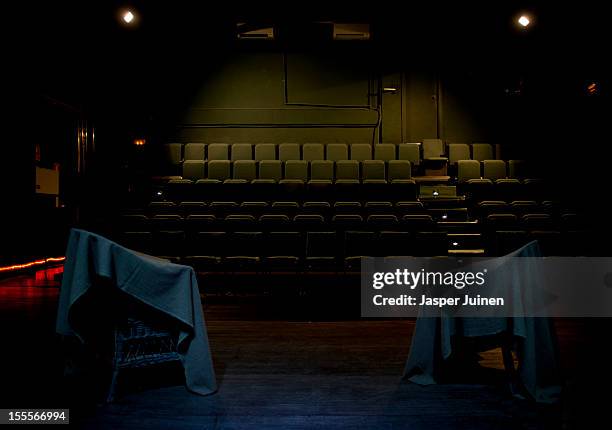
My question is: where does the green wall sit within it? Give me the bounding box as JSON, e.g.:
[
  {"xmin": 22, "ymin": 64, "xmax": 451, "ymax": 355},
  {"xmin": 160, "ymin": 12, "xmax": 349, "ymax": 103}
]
[{"xmin": 168, "ymin": 51, "xmax": 498, "ymax": 145}]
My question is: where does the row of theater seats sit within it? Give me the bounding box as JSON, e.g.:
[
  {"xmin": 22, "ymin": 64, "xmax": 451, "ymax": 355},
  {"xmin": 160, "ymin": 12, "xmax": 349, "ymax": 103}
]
[
  {"xmin": 180, "ymin": 158, "xmax": 526, "ymax": 182},
  {"xmin": 163, "ymin": 141, "xmax": 501, "ymax": 165},
  {"xmin": 166, "ymin": 142, "xmax": 424, "ymax": 164},
  {"xmin": 115, "ymin": 227, "xmax": 588, "ymax": 273},
  {"xmin": 113, "ymin": 195, "xmax": 587, "ymax": 263},
  {"xmin": 121, "ymin": 212, "xmax": 579, "ymax": 235},
  {"xmin": 160, "ymin": 180, "xmax": 546, "ymax": 206},
  {"xmin": 180, "ymin": 159, "xmax": 416, "ymax": 182},
  {"xmin": 138, "ymin": 200, "xmax": 578, "ymax": 224}
]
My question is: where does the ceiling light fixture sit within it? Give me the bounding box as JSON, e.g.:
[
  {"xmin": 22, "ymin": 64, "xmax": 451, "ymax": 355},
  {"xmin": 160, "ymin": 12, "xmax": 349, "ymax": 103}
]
[
  {"xmin": 122, "ymin": 10, "xmax": 135, "ymax": 24},
  {"xmin": 517, "ymin": 15, "xmax": 531, "ymax": 28}
]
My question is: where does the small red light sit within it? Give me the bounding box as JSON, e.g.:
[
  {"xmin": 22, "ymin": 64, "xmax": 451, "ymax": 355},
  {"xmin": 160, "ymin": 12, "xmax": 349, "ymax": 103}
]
[{"xmin": 0, "ymin": 257, "xmax": 65, "ymax": 273}]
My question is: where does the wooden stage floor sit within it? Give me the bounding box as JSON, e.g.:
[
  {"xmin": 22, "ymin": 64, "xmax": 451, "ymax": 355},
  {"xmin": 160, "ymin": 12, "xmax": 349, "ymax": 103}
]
[{"xmin": 0, "ymin": 267, "xmax": 610, "ymax": 429}]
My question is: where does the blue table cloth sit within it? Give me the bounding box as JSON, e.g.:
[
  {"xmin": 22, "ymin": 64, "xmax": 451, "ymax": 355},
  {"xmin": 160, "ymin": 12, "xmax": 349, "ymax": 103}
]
[
  {"xmin": 56, "ymin": 229, "xmax": 217, "ymax": 396},
  {"xmin": 403, "ymin": 241, "xmax": 561, "ymax": 403}
]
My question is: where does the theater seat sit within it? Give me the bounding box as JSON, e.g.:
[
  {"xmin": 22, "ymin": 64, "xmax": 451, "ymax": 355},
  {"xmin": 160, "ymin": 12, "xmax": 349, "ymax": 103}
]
[
  {"xmin": 522, "ymin": 213, "xmax": 553, "ymax": 231},
  {"xmin": 264, "ymin": 231, "xmax": 303, "ymax": 271},
  {"xmin": 362, "ymin": 160, "xmax": 386, "ymax": 183},
  {"xmin": 305, "ymin": 231, "xmax": 338, "ymax": 271},
  {"xmin": 185, "ymin": 231, "xmax": 227, "ymax": 271},
  {"xmin": 279, "ymin": 160, "xmax": 307, "ymax": 200},
  {"xmin": 485, "ymin": 214, "xmax": 518, "ymax": 230},
  {"xmin": 148, "ymin": 201, "xmax": 178, "ymax": 216},
  {"xmin": 350, "ymin": 143, "xmax": 372, "ymax": 161},
  {"xmin": 477, "ymin": 201, "xmax": 509, "ymax": 218},
  {"xmin": 448, "ymin": 143, "xmax": 471, "ymax": 166},
  {"xmin": 184, "ymin": 143, "xmax": 206, "ymax": 160},
  {"xmin": 344, "ymin": 231, "xmax": 377, "ymax": 271},
  {"xmin": 335, "ymin": 160, "xmax": 360, "ymax": 183},
  {"xmin": 326, "ymin": 143, "xmax": 348, "ymax": 161},
  {"xmin": 334, "ymin": 201, "xmax": 362, "ymax": 215},
  {"xmin": 387, "ymin": 160, "xmax": 411, "ymax": 181},
  {"xmin": 231, "ymin": 160, "xmax": 257, "ymax": 181},
  {"xmin": 387, "ymin": 160, "xmax": 416, "ymax": 200},
  {"xmin": 225, "ymin": 231, "xmax": 262, "ymax": 271},
  {"xmin": 310, "ymin": 160, "xmax": 334, "ymax": 181},
  {"xmin": 335, "ymin": 160, "xmax": 360, "ymax": 199},
  {"xmin": 468, "ymin": 179, "xmax": 495, "ymax": 198},
  {"xmin": 471, "ymin": 143, "xmax": 493, "ymax": 161},
  {"xmin": 294, "ymin": 214, "xmax": 325, "ymax": 231},
  {"xmin": 119, "ymin": 214, "xmax": 150, "ymax": 232},
  {"xmin": 271, "ymin": 201, "xmax": 300, "ymax": 218},
  {"xmin": 367, "ymin": 214, "xmax": 399, "ymax": 231},
  {"xmin": 401, "ymin": 214, "xmax": 435, "ymax": 231},
  {"xmin": 205, "ymin": 160, "xmax": 231, "ymax": 180},
  {"xmin": 163, "ymin": 143, "xmax": 183, "ymax": 175},
  {"xmin": 308, "ymin": 160, "xmax": 334, "ymax": 200},
  {"xmin": 259, "ymin": 214, "xmax": 292, "ymax": 232},
  {"xmin": 374, "ymin": 144, "xmax": 396, "ymax": 161},
  {"xmin": 422, "ymin": 139, "xmax": 445, "ymax": 160},
  {"xmin": 483, "ymin": 160, "xmax": 507, "ymax": 180},
  {"xmin": 457, "ymin": 160, "xmax": 481, "ymax": 182},
  {"xmin": 179, "ymin": 201, "xmax": 207, "ymax": 216},
  {"xmin": 364, "ymin": 201, "xmax": 393, "ymax": 216},
  {"xmin": 283, "ymin": 160, "xmax": 308, "ymax": 181},
  {"xmin": 224, "ymin": 215, "xmax": 257, "ymax": 232},
  {"xmin": 164, "ymin": 143, "xmax": 183, "ymax": 163},
  {"xmin": 151, "ymin": 214, "xmax": 183, "ymax": 231},
  {"xmin": 207, "ymin": 143, "xmax": 229, "ymax": 160},
  {"xmin": 395, "ymin": 201, "xmax": 425, "ymax": 217},
  {"xmin": 209, "ymin": 201, "xmax": 239, "ymax": 218},
  {"xmin": 198, "ymin": 161, "xmax": 230, "ymax": 200},
  {"xmin": 510, "ymin": 201, "xmax": 540, "ymax": 216},
  {"xmin": 508, "ymin": 160, "xmax": 527, "ymax": 179},
  {"xmin": 252, "ymin": 160, "xmax": 281, "ymax": 200},
  {"xmin": 185, "ymin": 214, "xmax": 217, "ymax": 233},
  {"xmin": 240, "ymin": 201, "xmax": 269, "ymax": 218},
  {"xmin": 231, "ymin": 143, "xmax": 253, "ymax": 161},
  {"xmin": 332, "ymin": 214, "xmax": 364, "ymax": 231},
  {"xmin": 302, "ymin": 143, "xmax": 324, "ymax": 161},
  {"xmin": 422, "ymin": 139, "xmax": 448, "ymax": 175},
  {"xmin": 398, "ymin": 143, "xmax": 421, "ymax": 168},
  {"xmin": 166, "ymin": 179, "xmax": 193, "ymax": 202},
  {"xmin": 302, "ymin": 201, "xmax": 331, "ymax": 219},
  {"xmin": 254, "ymin": 143, "xmax": 277, "ymax": 161},
  {"xmin": 182, "ymin": 161, "xmax": 205, "ymax": 181},
  {"xmin": 257, "ymin": 160, "xmax": 283, "ymax": 182},
  {"xmin": 362, "ymin": 160, "xmax": 387, "ymax": 198},
  {"xmin": 523, "ymin": 178, "xmax": 546, "ymax": 201},
  {"xmin": 278, "ymin": 143, "xmax": 301, "ymax": 161}
]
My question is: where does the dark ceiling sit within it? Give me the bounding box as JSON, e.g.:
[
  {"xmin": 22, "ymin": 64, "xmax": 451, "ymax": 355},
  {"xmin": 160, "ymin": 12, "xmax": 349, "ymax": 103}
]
[{"xmin": 7, "ymin": 1, "xmax": 609, "ymax": 112}]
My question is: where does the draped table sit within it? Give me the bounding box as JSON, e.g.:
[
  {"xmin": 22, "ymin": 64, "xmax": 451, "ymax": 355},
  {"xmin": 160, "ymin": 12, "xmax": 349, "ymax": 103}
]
[
  {"xmin": 403, "ymin": 241, "xmax": 561, "ymax": 403},
  {"xmin": 56, "ymin": 228, "xmax": 217, "ymax": 396}
]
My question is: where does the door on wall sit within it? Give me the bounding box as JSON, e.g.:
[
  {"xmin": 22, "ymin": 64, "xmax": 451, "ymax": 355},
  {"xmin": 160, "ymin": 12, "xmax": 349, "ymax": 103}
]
[{"xmin": 403, "ymin": 71, "xmax": 439, "ymax": 142}]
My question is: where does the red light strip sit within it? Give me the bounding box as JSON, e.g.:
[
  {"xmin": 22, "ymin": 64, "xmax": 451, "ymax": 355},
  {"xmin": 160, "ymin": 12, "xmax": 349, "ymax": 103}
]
[{"xmin": 0, "ymin": 257, "xmax": 66, "ymax": 273}]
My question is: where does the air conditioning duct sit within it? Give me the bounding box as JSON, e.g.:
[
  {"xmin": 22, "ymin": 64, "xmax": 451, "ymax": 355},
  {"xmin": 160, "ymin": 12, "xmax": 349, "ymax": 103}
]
[
  {"xmin": 333, "ymin": 23, "xmax": 370, "ymax": 40},
  {"xmin": 236, "ymin": 23, "xmax": 275, "ymax": 40}
]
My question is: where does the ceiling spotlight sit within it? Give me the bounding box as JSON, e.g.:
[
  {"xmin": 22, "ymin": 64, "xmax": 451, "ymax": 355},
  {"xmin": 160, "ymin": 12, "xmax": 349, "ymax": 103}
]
[
  {"xmin": 517, "ymin": 15, "xmax": 531, "ymax": 28},
  {"xmin": 123, "ymin": 10, "xmax": 135, "ymax": 24}
]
